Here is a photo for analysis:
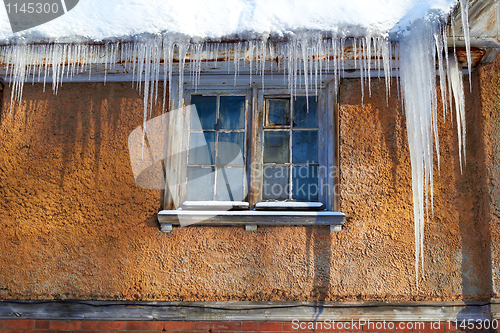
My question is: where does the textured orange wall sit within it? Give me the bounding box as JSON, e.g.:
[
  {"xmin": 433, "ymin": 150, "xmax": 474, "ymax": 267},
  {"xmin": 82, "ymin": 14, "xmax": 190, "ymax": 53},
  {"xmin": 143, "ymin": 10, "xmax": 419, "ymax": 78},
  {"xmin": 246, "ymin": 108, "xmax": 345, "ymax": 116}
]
[
  {"xmin": 475, "ymin": 56, "xmax": 500, "ymax": 300},
  {"xmin": 0, "ymin": 61, "xmax": 494, "ymax": 301}
]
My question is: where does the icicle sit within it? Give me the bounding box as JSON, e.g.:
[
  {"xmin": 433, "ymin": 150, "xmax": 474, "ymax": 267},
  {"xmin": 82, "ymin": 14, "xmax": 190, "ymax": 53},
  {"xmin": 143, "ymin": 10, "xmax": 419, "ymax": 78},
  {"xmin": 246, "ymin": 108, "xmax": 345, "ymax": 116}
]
[
  {"xmin": 225, "ymin": 43, "xmax": 230, "ymax": 74},
  {"xmin": 359, "ymin": 39, "xmax": 365, "ymax": 104},
  {"xmin": 165, "ymin": 40, "xmax": 174, "ymax": 113},
  {"xmin": 333, "ymin": 38, "xmax": 338, "ymax": 90},
  {"xmin": 396, "ymin": 11, "xmax": 468, "ymax": 290},
  {"xmin": 314, "ymin": 39, "xmax": 319, "ymax": 98},
  {"xmin": 375, "ymin": 37, "xmax": 381, "ymax": 79},
  {"xmin": 234, "ymin": 42, "xmax": 241, "ymax": 86},
  {"xmin": 88, "ymin": 45, "xmax": 93, "ymax": 81},
  {"xmin": 248, "ymin": 41, "xmax": 254, "ymax": 86},
  {"xmin": 435, "ymin": 24, "xmax": 449, "ymax": 123},
  {"xmin": 196, "ymin": 43, "xmax": 204, "ymax": 91},
  {"xmin": 460, "ymin": 0, "xmax": 472, "ymax": 89},
  {"xmin": 178, "ymin": 42, "xmax": 187, "ymax": 108},
  {"xmin": 288, "ymin": 42, "xmax": 293, "ymax": 97},
  {"xmin": 214, "ymin": 43, "xmax": 219, "ymax": 69},
  {"xmin": 141, "ymin": 42, "xmax": 151, "ymax": 157},
  {"xmin": 395, "ymin": 44, "xmax": 401, "ymax": 102},
  {"xmin": 300, "ymin": 38, "xmax": 309, "ymax": 111},
  {"xmin": 261, "ymin": 40, "xmax": 266, "ymax": 90},
  {"xmin": 103, "ymin": 43, "xmax": 109, "ymax": 85},
  {"xmin": 353, "ymin": 37, "xmax": 357, "ymax": 69},
  {"xmin": 381, "ymin": 38, "xmax": 391, "ymax": 104},
  {"xmin": 161, "ymin": 39, "xmax": 169, "ymax": 113},
  {"xmin": 364, "ymin": 36, "xmax": 372, "ymax": 97},
  {"xmin": 317, "ymin": 39, "xmax": 323, "ymax": 90},
  {"xmin": 448, "ymin": 56, "xmax": 467, "ymax": 171}
]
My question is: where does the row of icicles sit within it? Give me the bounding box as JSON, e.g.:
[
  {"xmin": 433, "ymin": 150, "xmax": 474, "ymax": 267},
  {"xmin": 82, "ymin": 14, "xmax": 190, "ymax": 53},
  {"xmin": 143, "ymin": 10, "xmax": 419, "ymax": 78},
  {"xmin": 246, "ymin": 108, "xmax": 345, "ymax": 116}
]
[
  {"xmin": 0, "ymin": 5, "xmax": 470, "ymax": 291},
  {"xmin": 0, "ymin": 36, "xmax": 394, "ymax": 111}
]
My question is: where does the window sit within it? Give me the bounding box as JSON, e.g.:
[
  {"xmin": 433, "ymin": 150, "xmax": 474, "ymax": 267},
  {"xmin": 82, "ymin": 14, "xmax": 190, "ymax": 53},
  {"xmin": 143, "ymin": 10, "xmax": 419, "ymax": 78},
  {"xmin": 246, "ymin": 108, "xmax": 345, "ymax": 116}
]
[
  {"xmin": 262, "ymin": 96, "xmax": 319, "ymax": 202},
  {"xmin": 158, "ymin": 76, "xmax": 344, "ymax": 232},
  {"xmin": 186, "ymin": 94, "xmax": 247, "ymax": 202}
]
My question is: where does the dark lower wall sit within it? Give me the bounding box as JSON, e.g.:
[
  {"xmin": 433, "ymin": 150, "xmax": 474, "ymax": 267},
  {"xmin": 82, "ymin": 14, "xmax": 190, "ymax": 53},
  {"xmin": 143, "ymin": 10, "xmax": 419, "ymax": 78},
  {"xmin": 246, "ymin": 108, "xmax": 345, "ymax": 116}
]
[
  {"xmin": 0, "ymin": 56, "xmax": 495, "ymax": 301},
  {"xmin": 0, "ymin": 319, "xmax": 467, "ymax": 333}
]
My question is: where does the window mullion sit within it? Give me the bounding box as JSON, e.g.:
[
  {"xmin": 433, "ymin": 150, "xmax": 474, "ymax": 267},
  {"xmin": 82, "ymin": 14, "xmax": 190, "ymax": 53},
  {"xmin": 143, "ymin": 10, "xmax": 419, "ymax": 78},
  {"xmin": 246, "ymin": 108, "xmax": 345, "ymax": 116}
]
[
  {"xmin": 289, "ymin": 99, "xmax": 293, "ymax": 200},
  {"xmin": 249, "ymin": 87, "xmax": 264, "ymax": 206},
  {"xmin": 213, "ymin": 94, "xmax": 220, "ymax": 201}
]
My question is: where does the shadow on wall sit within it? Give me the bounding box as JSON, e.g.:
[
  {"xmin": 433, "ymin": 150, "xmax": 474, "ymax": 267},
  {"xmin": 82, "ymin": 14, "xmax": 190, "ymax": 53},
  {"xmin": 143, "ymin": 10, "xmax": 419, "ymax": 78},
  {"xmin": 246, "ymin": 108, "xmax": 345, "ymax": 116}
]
[
  {"xmin": 466, "ymin": 60, "xmax": 499, "ymax": 301},
  {"xmin": 0, "ymin": 81, "xmax": 165, "ymax": 228},
  {"xmin": 306, "ymin": 227, "xmax": 331, "ymax": 304},
  {"xmin": 453, "ymin": 69, "xmax": 492, "ymax": 301},
  {"xmin": 0, "ymin": 81, "xmax": 167, "ymax": 299}
]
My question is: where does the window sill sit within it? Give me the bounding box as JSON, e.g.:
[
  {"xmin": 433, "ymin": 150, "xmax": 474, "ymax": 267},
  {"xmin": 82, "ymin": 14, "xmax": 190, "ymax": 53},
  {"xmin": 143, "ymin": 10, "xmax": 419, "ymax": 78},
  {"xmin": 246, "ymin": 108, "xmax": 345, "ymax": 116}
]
[{"xmin": 157, "ymin": 210, "xmax": 346, "ymax": 233}]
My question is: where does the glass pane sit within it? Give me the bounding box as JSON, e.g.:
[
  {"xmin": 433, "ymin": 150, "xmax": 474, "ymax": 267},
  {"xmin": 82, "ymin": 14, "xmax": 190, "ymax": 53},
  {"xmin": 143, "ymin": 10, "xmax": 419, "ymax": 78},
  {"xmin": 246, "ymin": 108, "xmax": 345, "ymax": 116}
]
[
  {"xmin": 191, "ymin": 95, "xmax": 216, "ymax": 130},
  {"xmin": 263, "ymin": 131, "xmax": 289, "ymax": 163},
  {"xmin": 262, "ymin": 165, "xmax": 289, "ymax": 200},
  {"xmin": 217, "ymin": 132, "xmax": 244, "ymax": 166},
  {"xmin": 292, "ymin": 165, "xmax": 318, "ymax": 201},
  {"xmin": 188, "ymin": 132, "xmax": 215, "ymax": 165},
  {"xmin": 219, "ymin": 96, "xmax": 245, "ymax": 130},
  {"xmin": 267, "ymin": 99, "xmax": 289, "ymax": 126},
  {"xmin": 186, "ymin": 167, "xmax": 215, "ymax": 200},
  {"xmin": 293, "ymin": 96, "xmax": 318, "ymax": 128},
  {"xmin": 215, "ymin": 167, "xmax": 245, "ymax": 201},
  {"xmin": 292, "ymin": 130, "xmax": 318, "ymax": 163}
]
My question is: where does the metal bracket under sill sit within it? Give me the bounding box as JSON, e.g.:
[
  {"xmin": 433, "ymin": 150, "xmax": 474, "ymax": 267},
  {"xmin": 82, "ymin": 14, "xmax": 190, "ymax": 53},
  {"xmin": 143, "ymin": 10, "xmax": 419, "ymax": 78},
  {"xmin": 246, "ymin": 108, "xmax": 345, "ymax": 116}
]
[{"xmin": 157, "ymin": 210, "xmax": 346, "ymax": 233}]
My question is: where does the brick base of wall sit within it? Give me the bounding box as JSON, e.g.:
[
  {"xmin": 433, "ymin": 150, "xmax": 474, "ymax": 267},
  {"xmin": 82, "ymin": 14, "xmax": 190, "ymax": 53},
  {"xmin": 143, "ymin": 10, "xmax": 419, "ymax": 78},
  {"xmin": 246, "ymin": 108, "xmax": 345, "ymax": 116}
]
[{"xmin": 0, "ymin": 319, "xmax": 495, "ymax": 333}]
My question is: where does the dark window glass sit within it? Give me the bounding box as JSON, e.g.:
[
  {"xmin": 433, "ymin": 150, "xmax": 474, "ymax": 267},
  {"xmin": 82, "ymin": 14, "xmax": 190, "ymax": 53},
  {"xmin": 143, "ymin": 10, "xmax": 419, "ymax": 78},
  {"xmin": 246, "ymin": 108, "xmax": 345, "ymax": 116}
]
[
  {"xmin": 186, "ymin": 167, "xmax": 215, "ymax": 200},
  {"xmin": 216, "ymin": 167, "xmax": 245, "ymax": 201},
  {"xmin": 217, "ymin": 132, "xmax": 245, "ymax": 166},
  {"xmin": 191, "ymin": 95, "xmax": 216, "ymax": 130},
  {"xmin": 292, "ymin": 165, "xmax": 318, "ymax": 200},
  {"xmin": 219, "ymin": 96, "xmax": 245, "ymax": 130},
  {"xmin": 263, "ymin": 131, "xmax": 289, "ymax": 163},
  {"xmin": 188, "ymin": 132, "xmax": 216, "ymax": 165},
  {"xmin": 262, "ymin": 165, "xmax": 289, "ymax": 200},
  {"xmin": 267, "ymin": 99, "xmax": 289, "ymax": 126},
  {"xmin": 292, "ymin": 130, "xmax": 318, "ymax": 163},
  {"xmin": 293, "ymin": 96, "xmax": 318, "ymax": 128}
]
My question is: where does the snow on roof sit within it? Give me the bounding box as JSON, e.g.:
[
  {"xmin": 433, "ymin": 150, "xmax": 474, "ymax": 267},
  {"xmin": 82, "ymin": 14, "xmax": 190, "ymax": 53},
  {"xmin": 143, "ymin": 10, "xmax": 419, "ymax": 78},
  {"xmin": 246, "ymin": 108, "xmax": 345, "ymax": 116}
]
[{"xmin": 0, "ymin": 0, "xmax": 457, "ymax": 43}]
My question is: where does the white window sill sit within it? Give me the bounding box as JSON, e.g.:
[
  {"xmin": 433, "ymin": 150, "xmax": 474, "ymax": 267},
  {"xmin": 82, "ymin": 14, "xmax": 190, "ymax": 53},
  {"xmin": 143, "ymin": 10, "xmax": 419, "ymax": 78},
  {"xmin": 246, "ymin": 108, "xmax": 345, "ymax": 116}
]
[
  {"xmin": 157, "ymin": 210, "xmax": 346, "ymax": 233},
  {"xmin": 255, "ymin": 202, "xmax": 324, "ymax": 210},
  {"xmin": 181, "ymin": 201, "xmax": 249, "ymax": 210}
]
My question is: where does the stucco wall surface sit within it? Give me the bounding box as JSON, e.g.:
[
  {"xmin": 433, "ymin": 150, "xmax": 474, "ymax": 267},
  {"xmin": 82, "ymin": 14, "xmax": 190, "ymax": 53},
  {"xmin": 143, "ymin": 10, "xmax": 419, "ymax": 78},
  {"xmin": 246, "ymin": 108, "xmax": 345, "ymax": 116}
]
[
  {"xmin": 0, "ymin": 63, "xmax": 493, "ymax": 301},
  {"xmin": 475, "ymin": 56, "xmax": 500, "ymax": 299}
]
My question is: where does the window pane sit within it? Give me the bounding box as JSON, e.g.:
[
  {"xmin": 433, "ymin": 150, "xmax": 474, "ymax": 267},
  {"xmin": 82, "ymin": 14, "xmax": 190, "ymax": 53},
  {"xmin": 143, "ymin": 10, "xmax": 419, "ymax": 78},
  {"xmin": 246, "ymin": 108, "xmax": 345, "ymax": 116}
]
[
  {"xmin": 293, "ymin": 96, "xmax": 318, "ymax": 128},
  {"xmin": 191, "ymin": 95, "xmax": 216, "ymax": 130},
  {"xmin": 186, "ymin": 167, "xmax": 215, "ymax": 200},
  {"xmin": 217, "ymin": 132, "xmax": 244, "ymax": 166},
  {"xmin": 292, "ymin": 130, "xmax": 318, "ymax": 163},
  {"xmin": 267, "ymin": 99, "xmax": 289, "ymax": 126},
  {"xmin": 263, "ymin": 131, "xmax": 289, "ymax": 163},
  {"xmin": 215, "ymin": 167, "xmax": 245, "ymax": 201},
  {"xmin": 262, "ymin": 165, "xmax": 289, "ymax": 200},
  {"xmin": 188, "ymin": 132, "xmax": 215, "ymax": 165},
  {"xmin": 219, "ymin": 96, "xmax": 245, "ymax": 130},
  {"xmin": 292, "ymin": 165, "xmax": 318, "ymax": 201}
]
